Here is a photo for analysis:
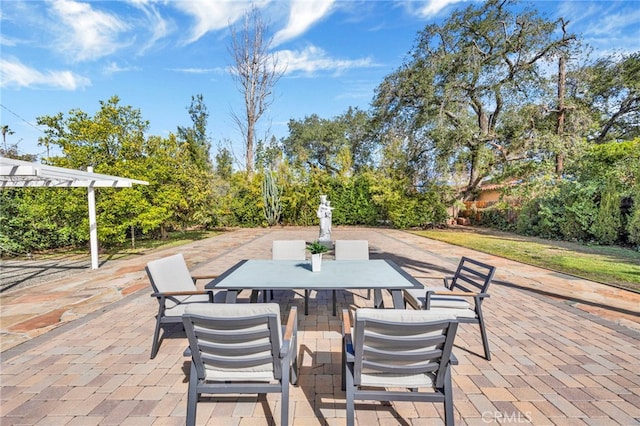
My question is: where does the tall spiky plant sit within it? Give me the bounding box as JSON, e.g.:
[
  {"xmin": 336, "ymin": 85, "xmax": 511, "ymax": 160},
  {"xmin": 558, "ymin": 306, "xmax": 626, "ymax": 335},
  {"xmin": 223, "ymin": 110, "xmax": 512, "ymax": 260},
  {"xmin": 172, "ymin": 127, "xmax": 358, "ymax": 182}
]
[{"xmin": 262, "ymin": 171, "xmax": 282, "ymax": 226}]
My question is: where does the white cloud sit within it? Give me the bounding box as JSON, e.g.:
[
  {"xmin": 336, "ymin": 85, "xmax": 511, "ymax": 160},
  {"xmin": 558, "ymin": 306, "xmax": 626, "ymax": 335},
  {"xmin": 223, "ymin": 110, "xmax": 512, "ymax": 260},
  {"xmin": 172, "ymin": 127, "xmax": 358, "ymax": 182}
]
[
  {"xmin": 48, "ymin": 0, "xmax": 130, "ymax": 61},
  {"xmin": 408, "ymin": 0, "xmax": 470, "ymax": 17},
  {"xmin": 0, "ymin": 57, "xmax": 91, "ymax": 90},
  {"xmin": 273, "ymin": 0, "xmax": 336, "ymax": 46},
  {"xmin": 169, "ymin": 67, "xmax": 226, "ymax": 75},
  {"xmin": 103, "ymin": 62, "xmax": 140, "ymax": 76},
  {"xmin": 0, "ymin": 35, "xmax": 19, "ymax": 47},
  {"xmin": 129, "ymin": 1, "xmax": 173, "ymax": 53},
  {"xmin": 276, "ymin": 45, "xmax": 376, "ymax": 76},
  {"xmin": 172, "ymin": 0, "xmax": 258, "ymax": 44},
  {"xmin": 583, "ymin": 10, "xmax": 640, "ymax": 37},
  {"xmin": 556, "ymin": 2, "xmax": 640, "ymax": 57}
]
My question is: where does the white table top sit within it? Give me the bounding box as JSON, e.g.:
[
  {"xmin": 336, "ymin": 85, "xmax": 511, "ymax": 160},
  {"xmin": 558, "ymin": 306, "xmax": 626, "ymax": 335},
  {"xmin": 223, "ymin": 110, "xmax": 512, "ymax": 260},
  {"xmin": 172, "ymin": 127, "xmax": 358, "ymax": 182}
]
[{"xmin": 206, "ymin": 259, "xmax": 422, "ymax": 291}]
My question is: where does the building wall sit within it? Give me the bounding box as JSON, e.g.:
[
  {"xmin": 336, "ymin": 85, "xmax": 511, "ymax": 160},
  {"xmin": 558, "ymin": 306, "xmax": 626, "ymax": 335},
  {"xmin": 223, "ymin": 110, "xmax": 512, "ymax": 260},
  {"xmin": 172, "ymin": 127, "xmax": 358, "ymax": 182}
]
[{"xmin": 476, "ymin": 190, "xmax": 501, "ymax": 203}]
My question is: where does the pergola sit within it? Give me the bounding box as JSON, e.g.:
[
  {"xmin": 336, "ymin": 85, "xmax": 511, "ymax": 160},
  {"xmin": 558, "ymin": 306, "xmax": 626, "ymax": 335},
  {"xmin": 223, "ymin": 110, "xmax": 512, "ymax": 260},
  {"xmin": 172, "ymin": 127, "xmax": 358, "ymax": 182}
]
[{"xmin": 0, "ymin": 157, "xmax": 149, "ymax": 269}]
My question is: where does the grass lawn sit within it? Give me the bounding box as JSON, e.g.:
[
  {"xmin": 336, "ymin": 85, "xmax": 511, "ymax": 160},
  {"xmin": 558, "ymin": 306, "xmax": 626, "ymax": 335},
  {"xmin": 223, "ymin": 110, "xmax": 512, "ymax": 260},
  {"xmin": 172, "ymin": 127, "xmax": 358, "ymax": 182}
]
[{"xmin": 410, "ymin": 227, "xmax": 640, "ymax": 293}]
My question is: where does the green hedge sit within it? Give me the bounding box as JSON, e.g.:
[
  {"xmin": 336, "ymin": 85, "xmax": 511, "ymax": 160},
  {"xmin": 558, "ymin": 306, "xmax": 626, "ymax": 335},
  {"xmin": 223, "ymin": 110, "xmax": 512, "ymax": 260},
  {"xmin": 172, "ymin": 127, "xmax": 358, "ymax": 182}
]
[{"xmin": 208, "ymin": 169, "xmax": 448, "ymax": 229}]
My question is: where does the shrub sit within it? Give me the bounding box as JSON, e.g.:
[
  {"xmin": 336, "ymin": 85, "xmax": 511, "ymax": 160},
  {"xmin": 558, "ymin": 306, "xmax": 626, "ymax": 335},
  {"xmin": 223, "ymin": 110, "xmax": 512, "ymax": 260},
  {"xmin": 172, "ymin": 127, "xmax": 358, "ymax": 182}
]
[
  {"xmin": 627, "ymin": 195, "xmax": 640, "ymax": 247},
  {"xmin": 592, "ymin": 177, "xmax": 622, "ymax": 245},
  {"xmin": 473, "ymin": 203, "xmax": 515, "ymax": 231}
]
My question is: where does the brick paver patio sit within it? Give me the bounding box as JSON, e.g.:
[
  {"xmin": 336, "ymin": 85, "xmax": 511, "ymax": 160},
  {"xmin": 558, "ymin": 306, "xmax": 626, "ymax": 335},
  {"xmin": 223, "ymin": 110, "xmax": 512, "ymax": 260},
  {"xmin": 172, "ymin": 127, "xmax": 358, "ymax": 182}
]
[{"xmin": 2, "ymin": 227, "xmax": 639, "ymax": 425}]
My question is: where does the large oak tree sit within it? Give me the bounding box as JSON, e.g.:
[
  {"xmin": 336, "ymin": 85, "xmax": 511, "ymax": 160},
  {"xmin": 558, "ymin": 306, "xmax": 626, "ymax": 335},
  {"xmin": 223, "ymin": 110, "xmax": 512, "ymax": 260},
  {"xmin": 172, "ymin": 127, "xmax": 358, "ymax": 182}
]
[{"xmin": 372, "ymin": 0, "xmax": 575, "ymax": 198}]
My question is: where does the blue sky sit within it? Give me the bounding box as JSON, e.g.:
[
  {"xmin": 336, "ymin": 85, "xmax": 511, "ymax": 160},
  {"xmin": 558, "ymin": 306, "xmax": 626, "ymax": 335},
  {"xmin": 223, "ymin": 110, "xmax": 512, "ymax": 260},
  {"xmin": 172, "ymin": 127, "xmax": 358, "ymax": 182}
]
[{"xmin": 1, "ymin": 0, "xmax": 639, "ymax": 165}]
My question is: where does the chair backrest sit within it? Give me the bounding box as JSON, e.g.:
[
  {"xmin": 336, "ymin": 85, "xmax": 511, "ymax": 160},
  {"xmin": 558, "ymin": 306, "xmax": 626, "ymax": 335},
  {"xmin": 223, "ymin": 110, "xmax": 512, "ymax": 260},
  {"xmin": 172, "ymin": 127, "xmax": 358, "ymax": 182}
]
[
  {"xmin": 334, "ymin": 240, "xmax": 369, "ymax": 260},
  {"xmin": 183, "ymin": 303, "xmax": 284, "ymax": 381},
  {"xmin": 450, "ymin": 257, "xmax": 496, "ymax": 293},
  {"xmin": 146, "ymin": 253, "xmax": 196, "ymax": 294},
  {"xmin": 352, "ymin": 309, "xmax": 457, "ymax": 388},
  {"xmin": 272, "ymin": 240, "xmax": 306, "ymax": 260}
]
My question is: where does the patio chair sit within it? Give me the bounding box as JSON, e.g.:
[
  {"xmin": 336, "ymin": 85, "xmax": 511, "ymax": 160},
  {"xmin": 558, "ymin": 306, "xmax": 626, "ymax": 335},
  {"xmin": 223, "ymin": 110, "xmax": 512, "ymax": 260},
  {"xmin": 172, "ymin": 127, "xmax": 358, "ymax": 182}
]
[
  {"xmin": 272, "ymin": 239, "xmax": 306, "ymax": 261},
  {"xmin": 266, "ymin": 240, "xmax": 307, "ymax": 301},
  {"xmin": 342, "ymin": 308, "xmax": 459, "ymax": 426},
  {"xmin": 335, "ymin": 239, "xmax": 371, "ymax": 299},
  {"xmin": 403, "ymin": 256, "xmax": 496, "ymax": 360},
  {"xmin": 182, "ymin": 303, "xmax": 298, "ymax": 426},
  {"xmin": 145, "ymin": 253, "xmax": 223, "ymax": 359}
]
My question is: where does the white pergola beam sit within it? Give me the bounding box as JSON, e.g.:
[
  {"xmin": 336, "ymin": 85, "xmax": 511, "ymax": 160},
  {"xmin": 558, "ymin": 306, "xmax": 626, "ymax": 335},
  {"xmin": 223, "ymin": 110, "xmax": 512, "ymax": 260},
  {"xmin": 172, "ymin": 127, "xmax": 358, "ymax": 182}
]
[
  {"xmin": 0, "ymin": 159, "xmax": 147, "ymax": 188},
  {"xmin": 0, "ymin": 165, "xmax": 39, "ymax": 176},
  {"xmin": 1, "ymin": 180, "xmax": 140, "ymax": 188}
]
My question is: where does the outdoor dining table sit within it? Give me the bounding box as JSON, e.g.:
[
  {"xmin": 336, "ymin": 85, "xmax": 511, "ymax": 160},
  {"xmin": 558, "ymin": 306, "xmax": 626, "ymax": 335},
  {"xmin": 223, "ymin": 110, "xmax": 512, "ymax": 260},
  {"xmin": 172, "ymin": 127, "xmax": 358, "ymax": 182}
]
[{"xmin": 205, "ymin": 259, "xmax": 423, "ymax": 315}]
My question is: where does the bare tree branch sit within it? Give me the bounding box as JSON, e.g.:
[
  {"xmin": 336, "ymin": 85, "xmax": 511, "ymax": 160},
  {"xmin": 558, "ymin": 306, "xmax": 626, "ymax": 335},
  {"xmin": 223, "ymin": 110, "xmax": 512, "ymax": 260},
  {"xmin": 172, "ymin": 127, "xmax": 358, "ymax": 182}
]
[{"xmin": 228, "ymin": 6, "xmax": 284, "ymax": 174}]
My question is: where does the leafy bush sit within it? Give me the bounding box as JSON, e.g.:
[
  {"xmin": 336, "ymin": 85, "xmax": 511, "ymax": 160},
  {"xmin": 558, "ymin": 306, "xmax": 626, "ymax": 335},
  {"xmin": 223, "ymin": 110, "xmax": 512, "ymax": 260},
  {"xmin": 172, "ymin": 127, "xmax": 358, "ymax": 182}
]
[
  {"xmin": 556, "ymin": 181, "xmax": 598, "ymax": 242},
  {"xmin": 0, "ymin": 188, "xmax": 89, "ymax": 254},
  {"xmin": 368, "ymin": 173, "xmax": 448, "ymax": 228},
  {"xmin": 592, "ymin": 177, "xmax": 622, "ymax": 244},
  {"xmin": 279, "ymin": 167, "xmax": 326, "ymax": 226},
  {"xmin": 516, "ymin": 195, "xmax": 562, "ymax": 239},
  {"xmin": 473, "ymin": 204, "xmax": 515, "ymax": 231},
  {"xmin": 326, "ymin": 173, "xmax": 380, "ymax": 226},
  {"xmin": 627, "ymin": 195, "xmax": 640, "ymax": 247},
  {"xmin": 228, "ymin": 173, "xmax": 264, "ymax": 227},
  {"xmin": 515, "ymin": 179, "xmax": 600, "ymax": 242}
]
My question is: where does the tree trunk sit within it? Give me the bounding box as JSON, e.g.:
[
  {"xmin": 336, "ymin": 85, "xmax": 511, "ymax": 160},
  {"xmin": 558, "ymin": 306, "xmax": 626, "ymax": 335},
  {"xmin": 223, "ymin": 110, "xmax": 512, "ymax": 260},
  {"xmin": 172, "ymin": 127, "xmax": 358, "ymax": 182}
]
[
  {"xmin": 555, "ymin": 54, "xmax": 566, "ymax": 176},
  {"xmin": 228, "ymin": 6, "xmax": 282, "ymax": 175},
  {"xmin": 465, "ymin": 144, "xmax": 481, "ymax": 200},
  {"xmin": 130, "ymin": 225, "xmax": 136, "ymax": 249},
  {"xmin": 246, "ymin": 119, "xmax": 254, "ymax": 174},
  {"xmin": 465, "ymin": 110, "xmax": 490, "ymax": 200}
]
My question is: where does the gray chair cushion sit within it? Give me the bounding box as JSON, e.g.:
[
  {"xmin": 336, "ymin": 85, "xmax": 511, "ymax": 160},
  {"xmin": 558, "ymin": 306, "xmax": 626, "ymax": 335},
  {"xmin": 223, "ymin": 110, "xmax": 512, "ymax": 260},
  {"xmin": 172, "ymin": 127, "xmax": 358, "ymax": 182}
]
[{"xmin": 404, "ymin": 288, "xmax": 471, "ymax": 309}]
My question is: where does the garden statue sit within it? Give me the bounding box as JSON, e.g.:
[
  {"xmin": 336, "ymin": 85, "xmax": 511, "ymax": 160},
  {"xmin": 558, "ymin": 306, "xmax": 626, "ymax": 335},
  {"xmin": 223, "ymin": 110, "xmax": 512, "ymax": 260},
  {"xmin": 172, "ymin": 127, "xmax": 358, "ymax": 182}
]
[{"xmin": 317, "ymin": 194, "xmax": 334, "ymax": 243}]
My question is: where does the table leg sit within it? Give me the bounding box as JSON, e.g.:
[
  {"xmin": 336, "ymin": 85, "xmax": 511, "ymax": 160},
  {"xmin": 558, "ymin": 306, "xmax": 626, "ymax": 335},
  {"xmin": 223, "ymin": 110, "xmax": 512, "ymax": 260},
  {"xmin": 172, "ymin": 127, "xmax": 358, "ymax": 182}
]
[
  {"xmin": 225, "ymin": 290, "xmax": 239, "ymax": 304},
  {"xmin": 332, "ymin": 290, "xmax": 337, "ymax": 316},
  {"xmin": 391, "ymin": 289, "xmax": 404, "ymax": 309},
  {"xmin": 373, "ymin": 289, "xmax": 384, "ymax": 309},
  {"xmin": 304, "ymin": 290, "xmax": 309, "ymax": 316}
]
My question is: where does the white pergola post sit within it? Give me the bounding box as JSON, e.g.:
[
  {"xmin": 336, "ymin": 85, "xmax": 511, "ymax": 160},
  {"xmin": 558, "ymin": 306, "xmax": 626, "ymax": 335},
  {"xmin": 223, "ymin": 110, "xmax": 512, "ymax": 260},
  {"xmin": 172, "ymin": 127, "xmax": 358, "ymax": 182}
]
[{"xmin": 87, "ymin": 166, "xmax": 99, "ymax": 270}]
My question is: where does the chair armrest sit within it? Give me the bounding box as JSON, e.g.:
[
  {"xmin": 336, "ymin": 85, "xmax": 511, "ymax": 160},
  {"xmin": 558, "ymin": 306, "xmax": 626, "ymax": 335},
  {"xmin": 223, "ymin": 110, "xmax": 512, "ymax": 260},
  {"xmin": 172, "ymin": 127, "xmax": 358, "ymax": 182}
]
[
  {"xmin": 281, "ymin": 307, "xmax": 298, "ymax": 357},
  {"xmin": 427, "ymin": 290, "xmax": 490, "ymax": 298},
  {"xmin": 342, "ymin": 309, "xmax": 352, "ymax": 336},
  {"xmin": 342, "ymin": 309, "xmax": 354, "ymax": 359},
  {"xmin": 152, "ymin": 289, "xmax": 216, "ymax": 303},
  {"xmin": 282, "ymin": 306, "xmax": 298, "ymax": 385},
  {"xmin": 283, "ymin": 306, "xmax": 298, "ymax": 344},
  {"xmin": 191, "ymin": 274, "xmax": 218, "ymax": 282},
  {"xmin": 425, "ymin": 290, "xmax": 489, "ymax": 309},
  {"xmin": 151, "ymin": 290, "xmax": 215, "ymax": 297}
]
